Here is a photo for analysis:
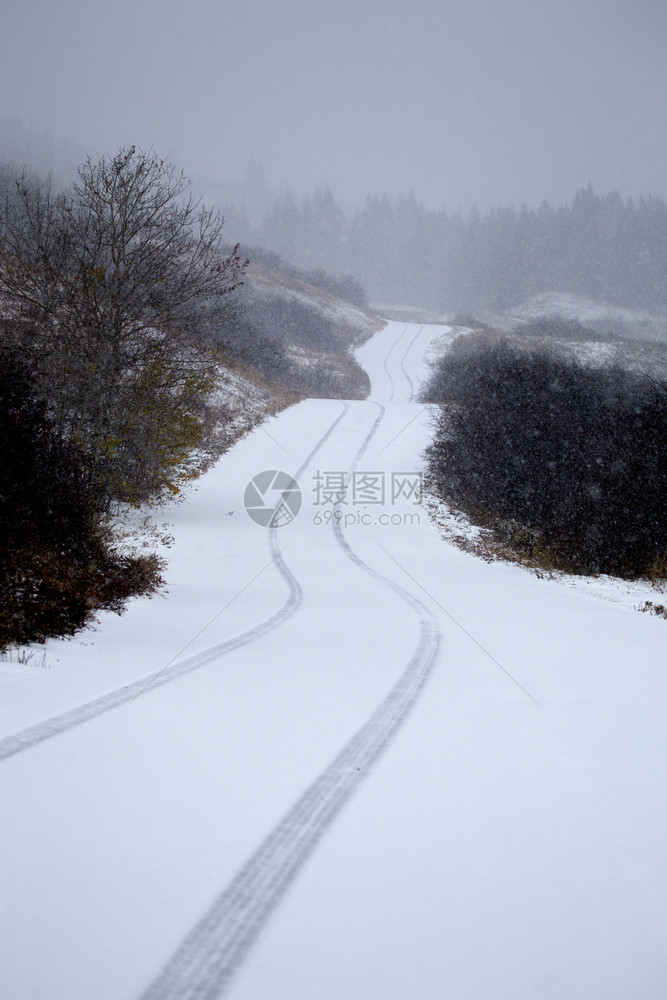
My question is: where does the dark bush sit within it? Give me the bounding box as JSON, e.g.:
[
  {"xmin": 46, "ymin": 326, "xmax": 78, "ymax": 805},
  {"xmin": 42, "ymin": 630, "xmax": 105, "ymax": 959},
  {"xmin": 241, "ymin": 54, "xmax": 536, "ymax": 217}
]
[
  {"xmin": 298, "ymin": 269, "xmax": 369, "ymax": 310},
  {"xmin": 247, "ymin": 246, "xmax": 369, "ymax": 309},
  {"xmin": 0, "ymin": 346, "xmax": 163, "ymax": 650},
  {"xmin": 424, "ymin": 336, "xmax": 667, "ymax": 577},
  {"xmin": 518, "ymin": 315, "xmax": 611, "ymax": 342},
  {"xmin": 248, "ymin": 295, "xmax": 344, "ymax": 352},
  {"xmin": 223, "ymin": 294, "xmax": 369, "ymax": 400}
]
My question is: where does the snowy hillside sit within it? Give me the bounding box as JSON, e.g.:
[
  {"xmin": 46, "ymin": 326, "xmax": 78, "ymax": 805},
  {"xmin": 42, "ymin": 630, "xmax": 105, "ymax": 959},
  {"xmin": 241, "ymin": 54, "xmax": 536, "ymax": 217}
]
[
  {"xmin": 244, "ymin": 259, "xmax": 383, "ymax": 345},
  {"xmin": 164, "ymin": 260, "xmax": 384, "ymax": 461}
]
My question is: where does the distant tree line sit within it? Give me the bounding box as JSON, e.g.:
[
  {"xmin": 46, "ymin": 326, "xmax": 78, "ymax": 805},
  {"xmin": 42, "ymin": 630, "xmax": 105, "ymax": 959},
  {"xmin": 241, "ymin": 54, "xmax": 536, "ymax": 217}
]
[
  {"xmin": 223, "ymin": 185, "xmax": 667, "ymax": 314},
  {"xmin": 422, "ymin": 335, "xmax": 667, "ymax": 578}
]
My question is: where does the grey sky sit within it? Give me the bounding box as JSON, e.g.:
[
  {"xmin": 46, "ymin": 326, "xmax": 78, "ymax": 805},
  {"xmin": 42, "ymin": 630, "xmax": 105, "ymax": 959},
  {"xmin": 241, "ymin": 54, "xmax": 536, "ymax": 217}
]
[{"xmin": 1, "ymin": 0, "xmax": 666, "ymax": 211}]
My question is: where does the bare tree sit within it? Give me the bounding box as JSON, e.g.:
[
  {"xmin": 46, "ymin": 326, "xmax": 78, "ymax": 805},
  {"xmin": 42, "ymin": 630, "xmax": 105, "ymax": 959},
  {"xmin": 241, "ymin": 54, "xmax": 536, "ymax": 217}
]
[{"xmin": 0, "ymin": 147, "xmax": 248, "ymax": 502}]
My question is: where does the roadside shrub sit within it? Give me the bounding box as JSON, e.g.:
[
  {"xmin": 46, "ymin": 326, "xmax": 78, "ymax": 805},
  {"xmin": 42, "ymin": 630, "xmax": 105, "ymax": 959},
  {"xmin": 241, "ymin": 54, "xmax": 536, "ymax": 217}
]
[
  {"xmin": 247, "ymin": 247, "xmax": 369, "ymax": 309},
  {"xmin": 247, "ymin": 295, "xmax": 344, "ymax": 352},
  {"xmin": 223, "ymin": 294, "xmax": 370, "ymax": 399},
  {"xmin": 424, "ymin": 336, "xmax": 667, "ymax": 577},
  {"xmin": 0, "ymin": 347, "xmax": 163, "ymax": 650},
  {"xmin": 518, "ymin": 315, "xmax": 610, "ymax": 342}
]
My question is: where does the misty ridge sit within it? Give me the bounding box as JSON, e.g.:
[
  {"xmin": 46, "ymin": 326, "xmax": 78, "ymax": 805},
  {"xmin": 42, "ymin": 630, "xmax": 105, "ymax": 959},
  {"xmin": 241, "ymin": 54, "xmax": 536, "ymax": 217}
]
[
  {"xmin": 3, "ymin": 116, "xmax": 666, "ymax": 322},
  {"xmin": 222, "ymin": 182, "xmax": 667, "ymax": 319}
]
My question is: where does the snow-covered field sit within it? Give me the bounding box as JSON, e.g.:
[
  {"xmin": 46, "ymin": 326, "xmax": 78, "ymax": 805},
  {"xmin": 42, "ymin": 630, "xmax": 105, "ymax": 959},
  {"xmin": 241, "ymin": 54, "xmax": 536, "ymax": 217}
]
[{"xmin": 1, "ymin": 322, "xmax": 666, "ymax": 1000}]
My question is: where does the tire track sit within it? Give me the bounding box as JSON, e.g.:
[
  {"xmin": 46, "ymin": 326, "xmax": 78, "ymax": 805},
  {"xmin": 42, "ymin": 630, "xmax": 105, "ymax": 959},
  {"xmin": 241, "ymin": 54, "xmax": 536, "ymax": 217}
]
[
  {"xmin": 0, "ymin": 403, "xmax": 349, "ymax": 764},
  {"xmin": 398, "ymin": 324, "xmax": 424, "ymax": 402},
  {"xmin": 139, "ymin": 401, "xmax": 440, "ymax": 1000},
  {"xmin": 382, "ymin": 323, "xmax": 410, "ymax": 402}
]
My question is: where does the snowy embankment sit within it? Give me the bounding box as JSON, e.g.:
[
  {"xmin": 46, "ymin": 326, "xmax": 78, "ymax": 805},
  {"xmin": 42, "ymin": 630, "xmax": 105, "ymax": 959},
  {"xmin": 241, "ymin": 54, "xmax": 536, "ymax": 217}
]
[
  {"xmin": 212, "ymin": 364, "xmax": 284, "ymax": 445},
  {"xmin": 244, "ymin": 260, "xmax": 382, "ymax": 344},
  {"xmin": 1, "ymin": 322, "xmax": 666, "ymax": 1000}
]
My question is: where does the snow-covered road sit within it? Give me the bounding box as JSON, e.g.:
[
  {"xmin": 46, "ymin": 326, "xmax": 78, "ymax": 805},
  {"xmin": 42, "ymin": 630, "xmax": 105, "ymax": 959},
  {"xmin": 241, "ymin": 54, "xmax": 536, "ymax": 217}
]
[{"xmin": 1, "ymin": 322, "xmax": 666, "ymax": 999}]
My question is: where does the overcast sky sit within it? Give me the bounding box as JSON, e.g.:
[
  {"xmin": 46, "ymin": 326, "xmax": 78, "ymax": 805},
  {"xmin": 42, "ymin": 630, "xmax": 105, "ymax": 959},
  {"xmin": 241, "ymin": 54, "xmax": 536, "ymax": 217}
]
[{"xmin": 1, "ymin": 0, "xmax": 666, "ymax": 211}]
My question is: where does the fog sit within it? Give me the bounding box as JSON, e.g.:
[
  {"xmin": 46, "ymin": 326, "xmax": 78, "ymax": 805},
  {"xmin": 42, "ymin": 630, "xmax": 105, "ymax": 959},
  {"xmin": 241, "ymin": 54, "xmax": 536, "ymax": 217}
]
[{"xmin": 1, "ymin": 0, "xmax": 666, "ymax": 211}]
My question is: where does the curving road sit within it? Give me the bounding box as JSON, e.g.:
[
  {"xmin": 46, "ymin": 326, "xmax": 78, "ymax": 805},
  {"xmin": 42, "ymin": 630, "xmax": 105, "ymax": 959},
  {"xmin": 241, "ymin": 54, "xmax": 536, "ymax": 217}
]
[
  {"xmin": 3, "ymin": 320, "xmax": 665, "ymax": 1000},
  {"xmin": 1, "ymin": 318, "xmax": 447, "ymax": 1000},
  {"xmin": 139, "ymin": 392, "xmax": 441, "ymax": 1000}
]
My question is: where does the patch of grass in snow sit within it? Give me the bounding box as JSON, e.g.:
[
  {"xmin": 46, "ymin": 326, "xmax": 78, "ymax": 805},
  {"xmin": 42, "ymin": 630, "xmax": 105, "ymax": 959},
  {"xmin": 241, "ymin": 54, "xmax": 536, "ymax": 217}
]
[
  {"xmin": 0, "ymin": 647, "xmax": 49, "ymax": 668},
  {"xmin": 640, "ymin": 601, "xmax": 667, "ymax": 620}
]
